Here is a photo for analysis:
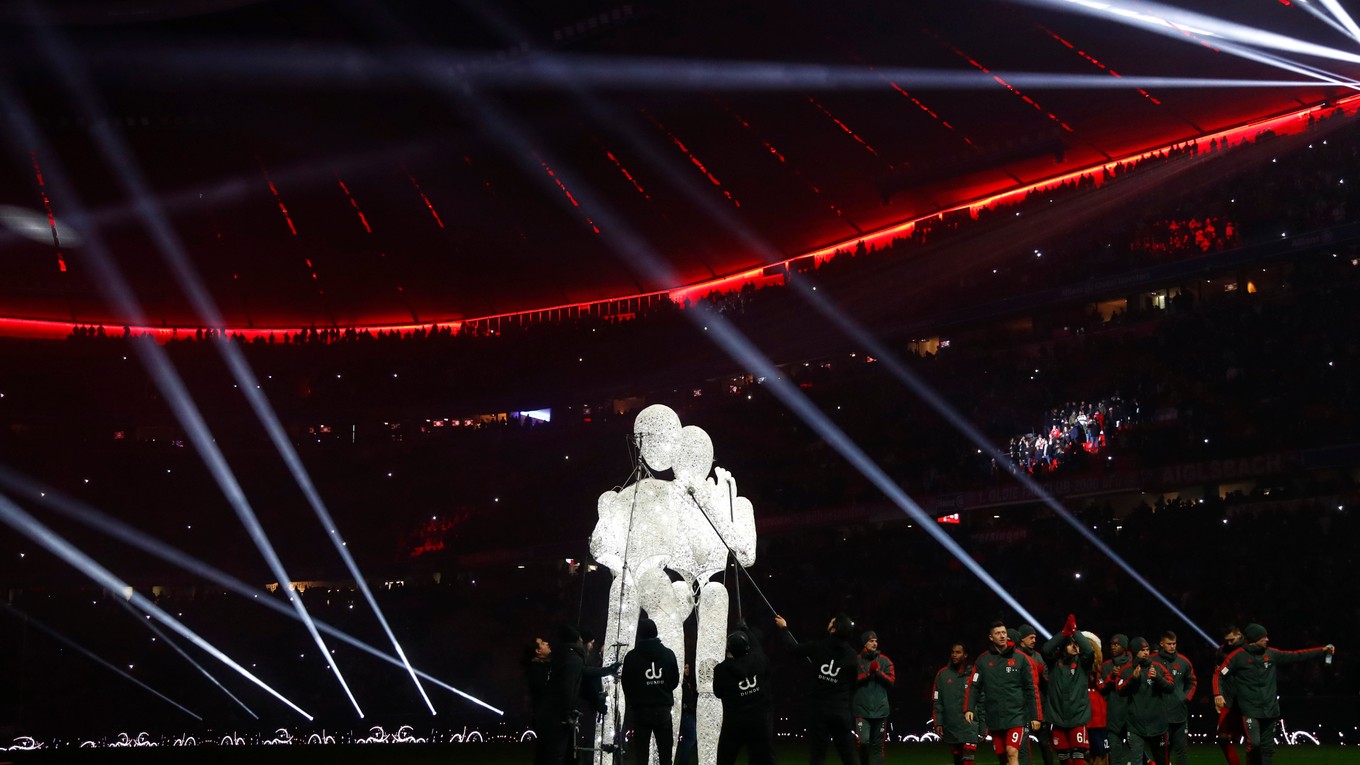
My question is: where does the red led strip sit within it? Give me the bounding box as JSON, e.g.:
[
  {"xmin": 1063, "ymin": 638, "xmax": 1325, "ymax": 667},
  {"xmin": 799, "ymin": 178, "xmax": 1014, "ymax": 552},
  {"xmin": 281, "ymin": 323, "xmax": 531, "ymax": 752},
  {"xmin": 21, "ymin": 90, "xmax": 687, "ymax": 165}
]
[
  {"xmin": 604, "ymin": 150, "xmax": 650, "ymax": 199},
  {"xmin": 3, "ymin": 94, "xmax": 1357, "ymax": 341},
  {"xmin": 336, "ymin": 178, "xmax": 373, "ymax": 234},
  {"xmin": 29, "ymin": 151, "xmax": 67, "ymax": 272},
  {"xmin": 257, "ymin": 159, "xmax": 298, "ymax": 236},
  {"xmin": 806, "ymin": 96, "xmax": 893, "ymax": 165},
  {"xmin": 404, "ymin": 168, "xmax": 446, "ymax": 229},
  {"xmin": 1036, "ymin": 23, "xmax": 1161, "ymax": 106},
  {"xmin": 645, "ymin": 112, "xmax": 742, "ymax": 208},
  {"xmin": 536, "ymin": 154, "xmax": 601, "ymax": 234},
  {"xmin": 927, "ymin": 28, "xmax": 1074, "ymax": 133}
]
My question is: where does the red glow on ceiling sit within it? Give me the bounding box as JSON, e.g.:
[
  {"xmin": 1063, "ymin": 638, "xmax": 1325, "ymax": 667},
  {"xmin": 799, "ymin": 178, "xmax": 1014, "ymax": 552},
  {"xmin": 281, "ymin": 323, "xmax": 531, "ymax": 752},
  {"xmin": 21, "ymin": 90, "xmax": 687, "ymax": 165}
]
[
  {"xmin": 336, "ymin": 178, "xmax": 373, "ymax": 234},
  {"xmin": 28, "ymin": 151, "xmax": 67, "ymax": 272},
  {"xmin": 928, "ymin": 28, "xmax": 1074, "ymax": 133},
  {"xmin": 257, "ymin": 159, "xmax": 298, "ymax": 236},
  {"xmin": 3, "ymin": 95, "xmax": 1358, "ymax": 343},
  {"xmin": 1036, "ymin": 23, "xmax": 1162, "ymax": 106}
]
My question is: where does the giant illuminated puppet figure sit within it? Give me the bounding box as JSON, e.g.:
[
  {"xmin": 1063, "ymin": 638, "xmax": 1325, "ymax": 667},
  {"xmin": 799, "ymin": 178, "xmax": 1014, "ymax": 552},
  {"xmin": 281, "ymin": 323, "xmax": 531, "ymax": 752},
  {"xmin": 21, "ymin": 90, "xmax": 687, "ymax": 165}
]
[{"xmin": 588, "ymin": 405, "xmax": 756, "ymax": 765}]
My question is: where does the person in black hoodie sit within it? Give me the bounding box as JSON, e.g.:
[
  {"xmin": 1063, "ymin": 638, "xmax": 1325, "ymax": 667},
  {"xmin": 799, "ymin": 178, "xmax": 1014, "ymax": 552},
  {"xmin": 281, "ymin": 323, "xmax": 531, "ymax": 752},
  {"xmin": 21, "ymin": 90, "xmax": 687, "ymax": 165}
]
[
  {"xmin": 536, "ymin": 625, "xmax": 587, "ymax": 765},
  {"xmin": 776, "ymin": 612, "xmax": 861, "ymax": 765},
  {"xmin": 713, "ymin": 622, "xmax": 774, "ymax": 765},
  {"xmin": 623, "ymin": 616, "xmax": 680, "ymax": 765}
]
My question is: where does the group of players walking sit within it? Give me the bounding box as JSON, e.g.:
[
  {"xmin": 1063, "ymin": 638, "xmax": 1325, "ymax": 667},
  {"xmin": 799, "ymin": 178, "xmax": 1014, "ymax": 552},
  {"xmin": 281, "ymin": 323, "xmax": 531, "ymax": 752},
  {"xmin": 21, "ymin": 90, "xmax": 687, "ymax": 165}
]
[
  {"xmin": 936, "ymin": 619, "xmax": 1334, "ymax": 765},
  {"xmin": 529, "ymin": 614, "xmax": 1333, "ymax": 765}
]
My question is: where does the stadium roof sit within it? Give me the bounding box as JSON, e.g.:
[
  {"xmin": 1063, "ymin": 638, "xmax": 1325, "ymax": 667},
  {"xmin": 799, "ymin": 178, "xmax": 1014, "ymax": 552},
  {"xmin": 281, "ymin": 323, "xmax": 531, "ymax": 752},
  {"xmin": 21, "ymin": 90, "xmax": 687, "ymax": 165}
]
[{"xmin": 0, "ymin": 0, "xmax": 1353, "ymax": 332}]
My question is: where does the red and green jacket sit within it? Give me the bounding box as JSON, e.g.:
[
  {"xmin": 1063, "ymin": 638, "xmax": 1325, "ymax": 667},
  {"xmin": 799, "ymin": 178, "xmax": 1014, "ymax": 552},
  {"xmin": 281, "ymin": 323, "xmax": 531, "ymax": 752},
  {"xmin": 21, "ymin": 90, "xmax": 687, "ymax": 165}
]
[
  {"xmin": 853, "ymin": 649, "xmax": 896, "ymax": 719},
  {"xmin": 1156, "ymin": 650, "xmax": 1197, "ymax": 724},
  {"xmin": 1213, "ymin": 644, "xmax": 1329, "ymax": 718},
  {"xmin": 1041, "ymin": 632, "xmax": 1094, "ymax": 728},
  {"xmin": 933, "ymin": 663, "xmax": 982, "ymax": 744},
  {"xmin": 965, "ymin": 643, "xmax": 1041, "ymax": 730},
  {"xmin": 1116, "ymin": 657, "xmax": 1175, "ymax": 737},
  {"xmin": 1098, "ymin": 653, "xmax": 1132, "ymax": 732}
]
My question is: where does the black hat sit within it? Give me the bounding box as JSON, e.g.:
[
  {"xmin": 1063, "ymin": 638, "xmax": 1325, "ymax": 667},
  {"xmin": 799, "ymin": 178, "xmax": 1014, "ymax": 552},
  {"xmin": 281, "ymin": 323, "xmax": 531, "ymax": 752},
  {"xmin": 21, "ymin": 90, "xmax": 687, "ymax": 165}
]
[
  {"xmin": 638, "ymin": 617, "xmax": 659, "ymax": 640},
  {"xmin": 555, "ymin": 624, "xmax": 581, "ymax": 647},
  {"xmin": 1129, "ymin": 636, "xmax": 1150, "ymax": 653},
  {"xmin": 861, "ymin": 630, "xmax": 878, "ymax": 646},
  {"xmin": 1017, "ymin": 624, "xmax": 1037, "ymax": 640},
  {"xmin": 1244, "ymin": 623, "xmax": 1267, "ymax": 643},
  {"xmin": 727, "ymin": 631, "xmax": 751, "ymax": 657}
]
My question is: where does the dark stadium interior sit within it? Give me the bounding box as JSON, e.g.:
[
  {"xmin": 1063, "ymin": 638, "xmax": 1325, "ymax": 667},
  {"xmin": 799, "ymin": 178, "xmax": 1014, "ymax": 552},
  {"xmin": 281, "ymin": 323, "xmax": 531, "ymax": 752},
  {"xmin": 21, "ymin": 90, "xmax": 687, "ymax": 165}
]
[{"xmin": 0, "ymin": 0, "xmax": 1356, "ymax": 758}]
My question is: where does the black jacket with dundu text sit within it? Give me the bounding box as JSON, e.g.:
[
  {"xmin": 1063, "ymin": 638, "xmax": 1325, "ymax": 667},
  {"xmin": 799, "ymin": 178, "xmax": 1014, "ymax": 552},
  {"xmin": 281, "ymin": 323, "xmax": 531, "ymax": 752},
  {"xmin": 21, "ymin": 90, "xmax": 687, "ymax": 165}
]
[
  {"xmin": 713, "ymin": 625, "xmax": 772, "ymax": 717},
  {"xmin": 622, "ymin": 636, "xmax": 680, "ymax": 710},
  {"xmin": 780, "ymin": 628, "xmax": 859, "ymax": 714}
]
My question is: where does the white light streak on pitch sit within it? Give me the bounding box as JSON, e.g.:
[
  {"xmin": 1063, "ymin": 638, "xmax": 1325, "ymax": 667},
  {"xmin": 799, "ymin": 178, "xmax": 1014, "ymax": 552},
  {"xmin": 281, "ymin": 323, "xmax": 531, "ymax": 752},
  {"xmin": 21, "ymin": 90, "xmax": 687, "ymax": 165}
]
[
  {"xmin": 111, "ymin": 596, "xmax": 260, "ymax": 719},
  {"xmin": 0, "ymin": 601, "xmax": 202, "ymax": 720},
  {"xmin": 0, "ymin": 493, "xmax": 312, "ymax": 719},
  {"xmin": 0, "ymin": 466, "xmax": 503, "ymax": 715}
]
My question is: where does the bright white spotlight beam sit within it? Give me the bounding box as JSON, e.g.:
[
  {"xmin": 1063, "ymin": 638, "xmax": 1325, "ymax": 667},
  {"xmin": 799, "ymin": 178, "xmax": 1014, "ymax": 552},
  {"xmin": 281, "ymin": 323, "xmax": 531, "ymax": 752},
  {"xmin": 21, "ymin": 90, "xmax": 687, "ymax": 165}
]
[
  {"xmin": 1316, "ymin": 0, "xmax": 1360, "ymax": 46},
  {"xmin": 1197, "ymin": 35, "xmax": 1360, "ymax": 89},
  {"xmin": 506, "ymin": 17, "xmax": 1219, "ymax": 643},
  {"xmin": 111, "ymin": 594, "xmax": 259, "ymax": 719},
  {"xmin": 0, "ymin": 74, "xmax": 365, "ymax": 718},
  {"xmin": 0, "ymin": 492, "xmax": 313, "ymax": 719},
  {"xmin": 0, "ymin": 601, "xmax": 202, "ymax": 720},
  {"xmin": 0, "ymin": 465, "xmax": 503, "ymax": 715},
  {"xmin": 26, "ymin": 11, "xmax": 433, "ymax": 716},
  {"xmin": 1287, "ymin": 0, "xmax": 1357, "ymax": 41},
  {"xmin": 1017, "ymin": 0, "xmax": 1360, "ymax": 65},
  {"xmin": 89, "ymin": 44, "xmax": 1326, "ymax": 92},
  {"xmin": 698, "ymin": 304, "xmax": 1052, "ymax": 637},
  {"xmin": 426, "ymin": 70, "xmax": 1050, "ymax": 635},
  {"xmin": 790, "ymin": 280, "xmax": 1218, "ymax": 646}
]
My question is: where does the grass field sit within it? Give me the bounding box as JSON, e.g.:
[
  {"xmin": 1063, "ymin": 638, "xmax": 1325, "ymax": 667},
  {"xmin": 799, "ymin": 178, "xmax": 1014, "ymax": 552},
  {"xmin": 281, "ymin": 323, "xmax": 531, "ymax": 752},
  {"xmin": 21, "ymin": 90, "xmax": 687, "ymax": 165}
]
[{"xmin": 5, "ymin": 741, "xmax": 1358, "ymax": 764}]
